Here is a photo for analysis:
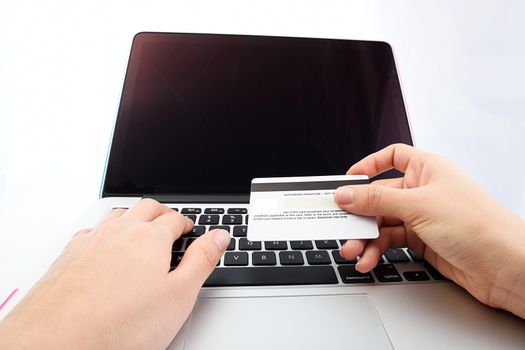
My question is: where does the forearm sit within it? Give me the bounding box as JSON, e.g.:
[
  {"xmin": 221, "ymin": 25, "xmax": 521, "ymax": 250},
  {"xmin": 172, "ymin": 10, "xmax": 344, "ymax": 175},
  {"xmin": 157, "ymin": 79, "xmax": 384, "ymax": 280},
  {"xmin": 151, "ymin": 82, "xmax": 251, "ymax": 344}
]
[{"xmin": 0, "ymin": 277, "xmax": 97, "ymax": 349}]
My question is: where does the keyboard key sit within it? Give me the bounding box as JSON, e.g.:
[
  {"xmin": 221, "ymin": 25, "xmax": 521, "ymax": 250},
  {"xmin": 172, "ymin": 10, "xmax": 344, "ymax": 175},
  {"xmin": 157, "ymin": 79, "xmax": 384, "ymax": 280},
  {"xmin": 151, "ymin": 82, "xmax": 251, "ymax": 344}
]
[
  {"xmin": 172, "ymin": 238, "xmax": 184, "ymax": 251},
  {"xmin": 378, "ymin": 256, "xmax": 386, "ymax": 264},
  {"xmin": 224, "ymin": 252, "xmax": 248, "ymax": 266},
  {"xmin": 209, "ymin": 225, "xmax": 230, "ymax": 232},
  {"xmin": 239, "ymin": 238, "xmax": 261, "ymax": 250},
  {"xmin": 233, "ymin": 226, "xmax": 248, "ymax": 237},
  {"xmin": 264, "ymin": 241, "xmax": 288, "ymax": 250},
  {"xmin": 204, "ymin": 208, "xmax": 224, "ymax": 214},
  {"xmin": 306, "ymin": 251, "xmax": 331, "ymax": 265},
  {"xmin": 222, "ymin": 215, "xmax": 243, "ymax": 225},
  {"xmin": 338, "ymin": 266, "xmax": 374, "ymax": 284},
  {"xmin": 407, "ymin": 249, "xmax": 424, "ymax": 262},
  {"xmin": 315, "ymin": 240, "xmax": 339, "ymax": 249},
  {"xmin": 170, "ymin": 208, "xmax": 179, "ymax": 212},
  {"xmin": 339, "ymin": 239, "xmax": 347, "ymax": 245},
  {"xmin": 184, "ymin": 214, "xmax": 197, "ymax": 223},
  {"xmin": 188, "ymin": 225, "xmax": 206, "ymax": 237},
  {"xmin": 227, "ymin": 238, "xmax": 236, "ymax": 251},
  {"xmin": 373, "ymin": 264, "xmax": 402, "ymax": 282},
  {"xmin": 279, "ymin": 251, "xmax": 304, "ymax": 265},
  {"xmin": 204, "ymin": 266, "xmax": 338, "ymax": 286},
  {"xmin": 424, "ymin": 262, "xmax": 448, "ymax": 280},
  {"xmin": 290, "ymin": 240, "xmax": 314, "ymax": 250},
  {"xmin": 252, "ymin": 252, "xmax": 276, "ymax": 266},
  {"xmin": 171, "ymin": 252, "xmax": 184, "ymax": 267},
  {"xmin": 403, "ymin": 271, "xmax": 430, "ymax": 281},
  {"xmin": 181, "ymin": 208, "xmax": 201, "ymax": 214},
  {"xmin": 245, "ymin": 215, "xmax": 249, "ymax": 224},
  {"xmin": 332, "ymin": 250, "xmax": 357, "ymax": 264},
  {"xmin": 385, "ymin": 248, "xmax": 410, "ymax": 263},
  {"xmin": 227, "ymin": 208, "xmax": 247, "ymax": 214},
  {"xmin": 185, "ymin": 238, "xmax": 196, "ymax": 249},
  {"xmin": 198, "ymin": 214, "xmax": 220, "ymax": 225}
]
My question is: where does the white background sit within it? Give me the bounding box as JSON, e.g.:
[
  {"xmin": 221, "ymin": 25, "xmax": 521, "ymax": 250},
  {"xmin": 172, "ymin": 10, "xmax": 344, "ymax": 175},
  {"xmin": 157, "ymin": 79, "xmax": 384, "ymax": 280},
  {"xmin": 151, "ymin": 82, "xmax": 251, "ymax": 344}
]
[{"xmin": 1, "ymin": 0, "xmax": 524, "ymax": 308}]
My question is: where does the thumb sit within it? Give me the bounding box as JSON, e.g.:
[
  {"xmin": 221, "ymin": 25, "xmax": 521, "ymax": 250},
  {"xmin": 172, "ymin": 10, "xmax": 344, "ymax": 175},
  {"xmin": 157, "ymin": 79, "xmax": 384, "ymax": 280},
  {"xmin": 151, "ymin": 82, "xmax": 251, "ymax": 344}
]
[
  {"xmin": 334, "ymin": 184, "xmax": 414, "ymax": 220},
  {"xmin": 170, "ymin": 229, "xmax": 230, "ymax": 291}
]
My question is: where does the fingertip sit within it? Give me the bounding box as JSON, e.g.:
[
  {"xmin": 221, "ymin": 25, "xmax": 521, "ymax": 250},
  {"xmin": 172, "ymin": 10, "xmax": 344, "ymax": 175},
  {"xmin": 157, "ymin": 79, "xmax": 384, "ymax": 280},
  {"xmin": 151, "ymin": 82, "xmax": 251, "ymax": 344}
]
[
  {"xmin": 72, "ymin": 228, "xmax": 92, "ymax": 238},
  {"xmin": 355, "ymin": 261, "xmax": 365, "ymax": 273},
  {"xmin": 334, "ymin": 186, "xmax": 354, "ymax": 205},
  {"xmin": 355, "ymin": 259, "xmax": 374, "ymax": 273},
  {"xmin": 140, "ymin": 197, "xmax": 165, "ymax": 211},
  {"xmin": 340, "ymin": 239, "xmax": 365, "ymax": 260},
  {"xmin": 171, "ymin": 230, "xmax": 230, "ymax": 290},
  {"xmin": 209, "ymin": 229, "xmax": 231, "ymax": 252},
  {"xmin": 185, "ymin": 216, "xmax": 194, "ymax": 231},
  {"xmin": 346, "ymin": 165, "xmax": 357, "ymax": 175}
]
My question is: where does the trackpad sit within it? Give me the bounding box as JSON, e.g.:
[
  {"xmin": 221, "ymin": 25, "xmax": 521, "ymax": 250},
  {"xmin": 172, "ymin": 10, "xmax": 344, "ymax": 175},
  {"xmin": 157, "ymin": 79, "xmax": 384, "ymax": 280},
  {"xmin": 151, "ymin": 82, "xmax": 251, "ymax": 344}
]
[{"xmin": 181, "ymin": 294, "xmax": 392, "ymax": 350}]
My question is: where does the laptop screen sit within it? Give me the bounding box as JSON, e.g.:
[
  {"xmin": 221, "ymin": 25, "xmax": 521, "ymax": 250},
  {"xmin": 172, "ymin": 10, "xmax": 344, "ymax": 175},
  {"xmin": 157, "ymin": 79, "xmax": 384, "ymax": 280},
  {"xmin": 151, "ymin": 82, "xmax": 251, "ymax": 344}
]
[{"xmin": 103, "ymin": 33, "xmax": 412, "ymax": 197}]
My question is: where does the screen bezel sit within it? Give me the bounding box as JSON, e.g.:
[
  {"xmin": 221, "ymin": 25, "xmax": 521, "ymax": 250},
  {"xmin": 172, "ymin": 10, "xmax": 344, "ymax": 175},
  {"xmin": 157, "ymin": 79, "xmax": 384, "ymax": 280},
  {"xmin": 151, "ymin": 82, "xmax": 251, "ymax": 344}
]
[{"xmin": 100, "ymin": 32, "xmax": 414, "ymax": 200}]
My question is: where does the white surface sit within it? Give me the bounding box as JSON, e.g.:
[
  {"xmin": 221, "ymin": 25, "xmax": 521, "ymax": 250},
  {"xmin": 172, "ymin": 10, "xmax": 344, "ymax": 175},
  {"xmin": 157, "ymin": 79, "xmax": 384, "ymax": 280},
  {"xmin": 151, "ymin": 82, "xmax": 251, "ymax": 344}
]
[{"xmin": 1, "ymin": 0, "xmax": 524, "ymax": 309}]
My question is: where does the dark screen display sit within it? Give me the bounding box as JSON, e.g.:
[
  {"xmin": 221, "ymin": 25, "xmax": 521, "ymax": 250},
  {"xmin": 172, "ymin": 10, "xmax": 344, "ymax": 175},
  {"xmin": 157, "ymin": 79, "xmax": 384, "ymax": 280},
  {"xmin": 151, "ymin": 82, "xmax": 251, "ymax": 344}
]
[{"xmin": 103, "ymin": 33, "xmax": 412, "ymax": 196}]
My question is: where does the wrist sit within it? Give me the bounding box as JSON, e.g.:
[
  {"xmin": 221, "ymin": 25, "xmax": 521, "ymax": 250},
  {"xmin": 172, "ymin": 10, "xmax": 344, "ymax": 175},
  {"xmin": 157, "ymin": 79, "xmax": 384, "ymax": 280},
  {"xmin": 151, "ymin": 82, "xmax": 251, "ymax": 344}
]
[{"xmin": 486, "ymin": 214, "xmax": 525, "ymax": 318}]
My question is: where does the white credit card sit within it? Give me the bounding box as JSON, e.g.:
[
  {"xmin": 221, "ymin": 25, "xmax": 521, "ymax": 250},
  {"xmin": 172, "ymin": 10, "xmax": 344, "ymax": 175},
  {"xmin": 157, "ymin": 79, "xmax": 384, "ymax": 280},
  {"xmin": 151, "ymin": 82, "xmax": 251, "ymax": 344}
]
[{"xmin": 247, "ymin": 175, "xmax": 379, "ymax": 241}]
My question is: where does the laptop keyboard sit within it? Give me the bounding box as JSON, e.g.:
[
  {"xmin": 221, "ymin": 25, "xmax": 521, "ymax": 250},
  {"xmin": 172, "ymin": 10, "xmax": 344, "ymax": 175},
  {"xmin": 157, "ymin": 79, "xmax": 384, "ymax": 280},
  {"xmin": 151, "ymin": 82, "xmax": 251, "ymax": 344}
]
[{"xmin": 115, "ymin": 206, "xmax": 447, "ymax": 286}]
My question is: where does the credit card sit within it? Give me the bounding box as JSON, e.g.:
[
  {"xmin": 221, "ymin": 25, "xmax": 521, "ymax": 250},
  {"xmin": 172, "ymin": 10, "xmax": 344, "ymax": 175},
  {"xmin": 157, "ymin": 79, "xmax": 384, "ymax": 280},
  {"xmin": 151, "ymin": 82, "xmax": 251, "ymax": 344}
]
[{"xmin": 247, "ymin": 175, "xmax": 379, "ymax": 241}]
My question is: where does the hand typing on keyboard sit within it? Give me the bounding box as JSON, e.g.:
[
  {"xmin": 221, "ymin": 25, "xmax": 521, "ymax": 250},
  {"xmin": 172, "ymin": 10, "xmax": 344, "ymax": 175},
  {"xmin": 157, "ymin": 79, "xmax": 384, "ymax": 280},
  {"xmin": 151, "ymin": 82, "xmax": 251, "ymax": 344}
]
[
  {"xmin": 334, "ymin": 143, "xmax": 525, "ymax": 319},
  {"xmin": 0, "ymin": 199, "xmax": 231, "ymax": 349}
]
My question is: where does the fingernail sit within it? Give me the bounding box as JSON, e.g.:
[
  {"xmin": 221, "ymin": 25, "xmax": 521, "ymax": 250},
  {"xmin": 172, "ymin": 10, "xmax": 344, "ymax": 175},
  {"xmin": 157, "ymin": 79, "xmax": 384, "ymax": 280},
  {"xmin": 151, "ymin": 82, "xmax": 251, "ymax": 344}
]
[
  {"xmin": 335, "ymin": 186, "xmax": 354, "ymax": 204},
  {"xmin": 211, "ymin": 229, "xmax": 231, "ymax": 251}
]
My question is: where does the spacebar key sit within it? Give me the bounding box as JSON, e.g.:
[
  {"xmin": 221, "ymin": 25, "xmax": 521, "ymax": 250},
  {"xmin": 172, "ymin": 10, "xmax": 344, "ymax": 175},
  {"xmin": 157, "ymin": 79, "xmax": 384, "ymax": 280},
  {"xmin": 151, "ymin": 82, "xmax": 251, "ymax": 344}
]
[{"xmin": 204, "ymin": 266, "xmax": 338, "ymax": 286}]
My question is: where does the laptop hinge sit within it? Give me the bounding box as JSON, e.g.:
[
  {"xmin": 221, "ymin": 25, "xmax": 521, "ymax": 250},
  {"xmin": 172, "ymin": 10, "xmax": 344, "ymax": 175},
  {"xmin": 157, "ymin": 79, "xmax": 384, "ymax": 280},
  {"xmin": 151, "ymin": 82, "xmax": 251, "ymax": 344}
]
[{"xmin": 142, "ymin": 194, "xmax": 250, "ymax": 204}]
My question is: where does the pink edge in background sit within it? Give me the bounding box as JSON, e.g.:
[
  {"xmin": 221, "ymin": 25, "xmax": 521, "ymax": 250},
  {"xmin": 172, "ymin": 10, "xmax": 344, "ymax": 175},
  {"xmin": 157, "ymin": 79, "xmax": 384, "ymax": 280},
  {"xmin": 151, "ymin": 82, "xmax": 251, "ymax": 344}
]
[{"xmin": 0, "ymin": 288, "xmax": 19, "ymax": 313}]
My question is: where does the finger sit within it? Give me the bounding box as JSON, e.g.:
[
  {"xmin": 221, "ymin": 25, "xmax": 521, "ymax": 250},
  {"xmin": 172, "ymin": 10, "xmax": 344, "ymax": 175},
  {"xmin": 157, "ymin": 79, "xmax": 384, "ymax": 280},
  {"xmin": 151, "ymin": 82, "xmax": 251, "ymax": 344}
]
[
  {"xmin": 151, "ymin": 211, "xmax": 194, "ymax": 243},
  {"xmin": 97, "ymin": 208, "xmax": 127, "ymax": 226},
  {"xmin": 170, "ymin": 229, "xmax": 230, "ymax": 292},
  {"xmin": 340, "ymin": 239, "xmax": 366, "ymax": 260},
  {"xmin": 356, "ymin": 226, "xmax": 408, "ymax": 273},
  {"xmin": 377, "ymin": 215, "xmax": 403, "ymax": 227},
  {"xmin": 347, "ymin": 143, "xmax": 422, "ymax": 178},
  {"xmin": 72, "ymin": 228, "xmax": 93, "ymax": 238},
  {"xmin": 355, "ymin": 235, "xmax": 391, "ymax": 273},
  {"xmin": 121, "ymin": 198, "xmax": 173, "ymax": 223},
  {"xmin": 379, "ymin": 225, "xmax": 407, "ymax": 248},
  {"xmin": 372, "ymin": 178, "xmax": 405, "ymax": 227},
  {"xmin": 372, "ymin": 177, "xmax": 404, "ymax": 189},
  {"xmin": 335, "ymin": 184, "xmax": 419, "ymax": 220}
]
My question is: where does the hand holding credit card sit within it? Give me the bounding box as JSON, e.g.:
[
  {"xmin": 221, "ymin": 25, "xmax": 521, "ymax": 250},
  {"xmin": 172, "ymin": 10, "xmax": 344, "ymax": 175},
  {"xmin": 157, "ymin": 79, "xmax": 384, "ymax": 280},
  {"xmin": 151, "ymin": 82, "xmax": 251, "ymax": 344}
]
[{"xmin": 247, "ymin": 175, "xmax": 379, "ymax": 241}]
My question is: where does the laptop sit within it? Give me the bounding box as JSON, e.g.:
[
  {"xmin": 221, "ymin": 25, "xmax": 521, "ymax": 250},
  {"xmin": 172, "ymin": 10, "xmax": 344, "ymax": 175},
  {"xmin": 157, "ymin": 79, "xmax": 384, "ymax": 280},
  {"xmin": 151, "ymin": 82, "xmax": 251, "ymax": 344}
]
[{"xmin": 77, "ymin": 32, "xmax": 525, "ymax": 349}]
